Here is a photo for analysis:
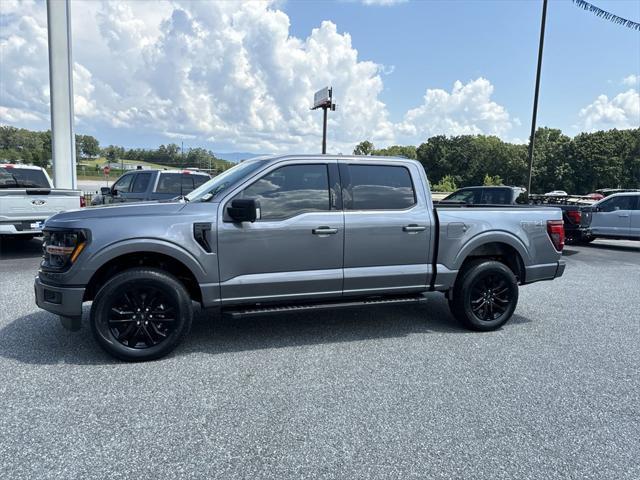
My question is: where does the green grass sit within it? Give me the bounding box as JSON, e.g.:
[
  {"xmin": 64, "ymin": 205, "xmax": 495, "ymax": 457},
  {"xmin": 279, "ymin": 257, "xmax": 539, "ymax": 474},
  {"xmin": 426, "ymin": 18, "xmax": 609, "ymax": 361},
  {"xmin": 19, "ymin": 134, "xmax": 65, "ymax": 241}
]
[{"xmin": 79, "ymin": 157, "xmax": 167, "ymax": 170}]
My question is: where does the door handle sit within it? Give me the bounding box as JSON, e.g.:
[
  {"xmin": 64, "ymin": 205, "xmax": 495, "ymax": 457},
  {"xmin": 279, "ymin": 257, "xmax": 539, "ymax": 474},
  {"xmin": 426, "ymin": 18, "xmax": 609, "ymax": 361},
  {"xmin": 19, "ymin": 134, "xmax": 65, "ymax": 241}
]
[
  {"xmin": 403, "ymin": 224, "xmax": 427, "ymax": 233},
  {"xmin": 617, "ymin": 213, "xmax": 630, "ymax": 217},
  {"xmin": 312, "ymin": 226, "xmax": 338, "ymax": 235}
]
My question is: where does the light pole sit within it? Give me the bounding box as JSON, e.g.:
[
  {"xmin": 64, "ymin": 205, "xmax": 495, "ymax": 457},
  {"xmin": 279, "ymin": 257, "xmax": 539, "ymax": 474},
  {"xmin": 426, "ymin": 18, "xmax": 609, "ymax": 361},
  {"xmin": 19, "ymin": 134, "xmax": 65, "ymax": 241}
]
[
  {"xmin": 311, "ymin": 87, "xmax": 336, "ymax": 154},
  {"xmin": 527, "ymin": 0, "xmax": 548, "ymax": 196}
]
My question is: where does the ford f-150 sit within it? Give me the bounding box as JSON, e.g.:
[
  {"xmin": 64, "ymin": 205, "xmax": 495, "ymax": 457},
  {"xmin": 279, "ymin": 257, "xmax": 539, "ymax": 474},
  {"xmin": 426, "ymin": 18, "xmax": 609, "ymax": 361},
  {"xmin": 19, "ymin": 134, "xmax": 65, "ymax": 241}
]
[{"xmin": 34, "ymin": 155, "xmax": 566, "ymax": 361}]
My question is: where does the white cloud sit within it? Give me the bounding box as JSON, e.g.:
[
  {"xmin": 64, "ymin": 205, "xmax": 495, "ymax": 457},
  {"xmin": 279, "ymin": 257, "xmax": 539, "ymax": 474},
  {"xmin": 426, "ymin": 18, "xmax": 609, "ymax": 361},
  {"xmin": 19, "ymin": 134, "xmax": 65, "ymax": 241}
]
[
  {"xmin": 396, "ymin": 78, "xmax": 513, "ymax": 141},
  {"xmin": 578, "ymin": 89, "xmax": 640, "ymax": 131},
  {"xmin": 1, "ymin": 0, "xmax": 516, "ymax": 152},
  {"xmin": 360, "ymin": 0, "xmax": 408, "ymax": 6},
  {"xmin": 622, "ymin": 74, "xmax": 639, "ymax": 87}
]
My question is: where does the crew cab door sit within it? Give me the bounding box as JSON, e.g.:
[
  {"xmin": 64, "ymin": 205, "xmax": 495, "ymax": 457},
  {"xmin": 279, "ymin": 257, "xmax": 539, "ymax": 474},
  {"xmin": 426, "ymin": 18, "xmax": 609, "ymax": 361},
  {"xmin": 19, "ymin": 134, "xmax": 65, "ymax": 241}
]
[
  {"xmin": 339, "ymin": 161, "xmax": 432, "ymax": 295},
  {"xmin": 591, "ymin": 195, "xmax": 634, "ymax": 237},
  {"xmin": 217, "ymin": 160, "xmax": 344, "ymax": 304}
]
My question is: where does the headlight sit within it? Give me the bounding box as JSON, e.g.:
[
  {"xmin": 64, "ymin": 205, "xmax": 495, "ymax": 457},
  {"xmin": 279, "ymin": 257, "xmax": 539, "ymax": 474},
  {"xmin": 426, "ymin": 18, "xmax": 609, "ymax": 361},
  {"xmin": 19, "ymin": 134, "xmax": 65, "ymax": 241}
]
[{"xmin": 41, "ymin": 230, "xmax": 88, "ymax": 271}]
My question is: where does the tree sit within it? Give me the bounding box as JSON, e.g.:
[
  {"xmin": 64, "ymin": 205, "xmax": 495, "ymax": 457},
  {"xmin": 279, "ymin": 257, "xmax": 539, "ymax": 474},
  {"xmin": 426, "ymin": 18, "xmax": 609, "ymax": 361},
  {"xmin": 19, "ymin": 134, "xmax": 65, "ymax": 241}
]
[
  {"xmin": 353, "ymin": 140, "xmax": 375, "ymax": 156},
  {"xmin": 432, "ymin": 175, "xmax": 457, "ymax": 192},
  {"xmin": 373, "ymin": 145, "xmax": 417, "ymax": 159},
  {"xmin": 483, "ymin": 174, "xmax": 503, "ymax": 186},
  {"xmin": 104, "ymin": 145, "xmax": 119, "ymax": 163},
  {"xmin": 76, "ymin": 134, "xmax": 100, "ymax": 158}
]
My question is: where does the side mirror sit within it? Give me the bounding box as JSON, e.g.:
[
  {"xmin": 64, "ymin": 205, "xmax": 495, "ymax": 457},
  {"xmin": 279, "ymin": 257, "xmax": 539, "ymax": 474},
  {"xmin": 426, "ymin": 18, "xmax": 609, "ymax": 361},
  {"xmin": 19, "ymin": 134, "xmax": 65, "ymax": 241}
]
[
  {"xmin": 227, "ymin": 198, "xmax": 260, "ymax": 223},
  {"xmin": 100, "ymin": 187, "xmax": 111, "ymax": 195}
]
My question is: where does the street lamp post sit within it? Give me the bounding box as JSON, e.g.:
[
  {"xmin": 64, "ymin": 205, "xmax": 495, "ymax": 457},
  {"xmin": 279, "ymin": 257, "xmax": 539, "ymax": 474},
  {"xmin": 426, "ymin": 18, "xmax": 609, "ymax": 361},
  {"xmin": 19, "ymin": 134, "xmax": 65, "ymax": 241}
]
[
  {"xmin": 311, "ymin": 87, "xmax": 336, "ymax": 154},
  {"xmin": 527, "ymin": 0, "xmax": 548, "ymax": 196}
]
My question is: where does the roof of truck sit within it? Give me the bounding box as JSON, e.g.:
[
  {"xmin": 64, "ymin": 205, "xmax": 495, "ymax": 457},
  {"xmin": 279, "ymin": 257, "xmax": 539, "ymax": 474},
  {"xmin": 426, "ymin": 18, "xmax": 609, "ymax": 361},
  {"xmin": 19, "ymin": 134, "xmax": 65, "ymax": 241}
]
[
  {"xmin": 248, "ymin": 154, "xmax": 416, "ymax": 162},
  {"xmin": 0, "ymin": 163, "xmax": 45, "ymax": 170}
]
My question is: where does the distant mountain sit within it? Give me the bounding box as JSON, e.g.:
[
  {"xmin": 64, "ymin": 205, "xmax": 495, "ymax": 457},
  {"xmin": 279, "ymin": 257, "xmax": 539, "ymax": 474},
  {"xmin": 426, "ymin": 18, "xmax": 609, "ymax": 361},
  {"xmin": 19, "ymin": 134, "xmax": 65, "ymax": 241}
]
[{"xmin": 214, "ymin": 152, "xmax": 270, "ymax": 163}]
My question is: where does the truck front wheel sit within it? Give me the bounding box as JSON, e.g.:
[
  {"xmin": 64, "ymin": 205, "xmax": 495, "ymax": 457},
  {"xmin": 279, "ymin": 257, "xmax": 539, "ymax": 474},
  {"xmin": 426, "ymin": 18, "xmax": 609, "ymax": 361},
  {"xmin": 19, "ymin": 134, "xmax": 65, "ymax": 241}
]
[
  {"xmin": 90, "ymin": 268, "xmax": 193, "ymax": 361},
  {"xmin": 449, "ymin": 260, "xmax": 519, "ymax": 331}
]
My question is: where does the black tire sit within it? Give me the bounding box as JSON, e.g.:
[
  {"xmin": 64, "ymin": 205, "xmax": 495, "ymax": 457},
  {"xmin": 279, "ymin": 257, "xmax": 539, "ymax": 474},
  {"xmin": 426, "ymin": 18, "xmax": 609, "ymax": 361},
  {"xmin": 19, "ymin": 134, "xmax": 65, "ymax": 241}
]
[
  {"xmin": 90, "ymin": 268, "xmax": 193, "ymax": 361},
  {"xmin": 449, "ymin": 260, "xmax": 519, "ymax": 331}
]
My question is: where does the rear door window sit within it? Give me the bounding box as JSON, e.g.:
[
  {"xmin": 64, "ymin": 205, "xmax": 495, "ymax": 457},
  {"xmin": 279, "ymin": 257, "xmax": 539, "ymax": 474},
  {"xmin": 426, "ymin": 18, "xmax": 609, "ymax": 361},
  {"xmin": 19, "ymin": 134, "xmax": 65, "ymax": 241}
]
[
  {"xmin": 193, "ymin": 175, "xmax": 209, "ymax": 188},
  {"xmin": 342, "ymin": 164, "xmax": 415, "ymax": 210},
  {"xmin": 480, "ymin": 189, "xmax": 510, "ymax": 204},
  {"xmin": 599, "ymin": 195, "xmax": 635, "ymax": 212},
  {"xmin": 156, "ymin": 173, "xmax": 196, "ymax": 194}
]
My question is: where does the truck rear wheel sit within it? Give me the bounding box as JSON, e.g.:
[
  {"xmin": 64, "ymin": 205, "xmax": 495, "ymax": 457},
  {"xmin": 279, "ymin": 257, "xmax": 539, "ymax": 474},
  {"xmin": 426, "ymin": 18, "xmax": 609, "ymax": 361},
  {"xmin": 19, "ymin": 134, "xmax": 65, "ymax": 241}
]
[
  {"xmin": 90, "ymin": 268, "xmax": 193, "ymax": 361},
  {"xmin": 449, "ymin": 260, "xmax": 518, "ymax": 331}
]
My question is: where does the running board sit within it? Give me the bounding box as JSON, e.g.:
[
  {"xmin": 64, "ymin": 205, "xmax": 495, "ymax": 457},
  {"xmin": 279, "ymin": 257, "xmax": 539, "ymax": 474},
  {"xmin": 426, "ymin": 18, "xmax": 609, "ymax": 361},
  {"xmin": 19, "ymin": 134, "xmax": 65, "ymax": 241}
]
[{"xmin": 223, "ymin": 294, "xmax": 427, "ymax": 319}]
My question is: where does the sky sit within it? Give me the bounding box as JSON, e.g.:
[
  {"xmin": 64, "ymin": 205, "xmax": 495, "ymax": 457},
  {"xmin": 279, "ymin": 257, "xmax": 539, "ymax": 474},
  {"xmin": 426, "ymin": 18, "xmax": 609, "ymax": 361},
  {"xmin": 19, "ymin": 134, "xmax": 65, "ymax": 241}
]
[{"xmin": 0, "ymin": 0, "xmax": 638, "ymax": 155}]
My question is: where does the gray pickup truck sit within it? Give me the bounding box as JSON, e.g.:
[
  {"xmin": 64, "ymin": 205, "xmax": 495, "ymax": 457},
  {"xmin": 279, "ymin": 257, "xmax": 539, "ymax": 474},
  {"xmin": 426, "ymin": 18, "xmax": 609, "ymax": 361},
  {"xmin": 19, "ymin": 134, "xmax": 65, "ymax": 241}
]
[{"xmin": 35, "ymin": 155, "xmax": 566, "ymax": 361}]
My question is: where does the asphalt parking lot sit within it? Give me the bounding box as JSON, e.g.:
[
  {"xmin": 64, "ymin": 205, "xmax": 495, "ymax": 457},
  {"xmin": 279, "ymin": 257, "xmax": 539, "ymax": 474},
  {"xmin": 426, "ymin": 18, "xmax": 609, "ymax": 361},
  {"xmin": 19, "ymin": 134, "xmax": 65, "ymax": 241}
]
[{"xmin": 1, "ymin": 237, "xmax": 638, "ymax": 479}]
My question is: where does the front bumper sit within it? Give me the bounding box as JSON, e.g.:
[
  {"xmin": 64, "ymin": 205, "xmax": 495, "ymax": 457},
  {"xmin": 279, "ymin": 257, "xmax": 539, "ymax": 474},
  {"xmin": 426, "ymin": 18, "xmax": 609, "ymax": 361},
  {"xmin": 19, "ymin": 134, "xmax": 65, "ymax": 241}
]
[{"xmin": 34, "ymin": 276, "xmax": 85, "ymax": 318}]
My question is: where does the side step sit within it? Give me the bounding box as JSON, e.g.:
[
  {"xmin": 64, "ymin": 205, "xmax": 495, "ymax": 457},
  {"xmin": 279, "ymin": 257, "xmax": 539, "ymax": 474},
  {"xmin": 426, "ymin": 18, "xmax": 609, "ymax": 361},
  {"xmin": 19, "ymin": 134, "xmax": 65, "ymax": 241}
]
[{"xmin": 223, "ymin": 294, "xmax": 427, "ymax": 319}]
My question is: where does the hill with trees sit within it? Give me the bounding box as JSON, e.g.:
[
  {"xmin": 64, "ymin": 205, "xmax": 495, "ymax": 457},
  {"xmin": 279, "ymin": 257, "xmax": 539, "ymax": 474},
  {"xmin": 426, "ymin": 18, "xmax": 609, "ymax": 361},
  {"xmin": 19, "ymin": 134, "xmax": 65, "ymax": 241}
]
[
  {"xmin": 0, "ymin": 126, "xmax": 233, "ymax": 173},
  {"xmin": 354, "ymin": 127, "xmax": 639, "ymax": 194}
]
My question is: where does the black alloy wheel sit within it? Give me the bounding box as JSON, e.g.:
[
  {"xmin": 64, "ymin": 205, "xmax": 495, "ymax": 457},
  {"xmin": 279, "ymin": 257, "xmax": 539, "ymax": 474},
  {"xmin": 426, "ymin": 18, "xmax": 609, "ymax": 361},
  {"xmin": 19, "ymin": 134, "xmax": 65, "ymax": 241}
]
[
  {"xmin": 468, "ymin": 273, "xmax": 513, "ymax": 322},
  {"xmin": 90, "ymin": 268, "xmax": 193, "ymax": 361},
  {"xmin": 108, "ymin": 286, "xmax": 177, "ymax": 349},
  {"xmin": 449, "ymin": 259, "xmax": 519, "ymax": 331}
]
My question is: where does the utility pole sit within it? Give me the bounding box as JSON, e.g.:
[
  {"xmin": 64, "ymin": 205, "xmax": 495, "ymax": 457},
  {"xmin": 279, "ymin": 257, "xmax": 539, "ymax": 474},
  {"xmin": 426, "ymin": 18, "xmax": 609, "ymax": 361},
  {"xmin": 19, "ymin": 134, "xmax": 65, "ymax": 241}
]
[
  {"xmin": 527, "ymin": 0, "xmax": 548, "ymax": 196},
  {"xmin": 312, "ymin": 87, "xmax": 336, "ymax": 154}
]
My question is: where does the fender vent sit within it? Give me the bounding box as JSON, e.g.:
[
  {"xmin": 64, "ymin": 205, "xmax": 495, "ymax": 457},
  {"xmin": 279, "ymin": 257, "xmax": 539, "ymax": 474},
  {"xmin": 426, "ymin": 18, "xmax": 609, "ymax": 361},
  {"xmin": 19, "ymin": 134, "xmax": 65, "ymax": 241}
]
[{"xmin": 193, "ymin": 223, "xmax": 213, "ymax": 253}]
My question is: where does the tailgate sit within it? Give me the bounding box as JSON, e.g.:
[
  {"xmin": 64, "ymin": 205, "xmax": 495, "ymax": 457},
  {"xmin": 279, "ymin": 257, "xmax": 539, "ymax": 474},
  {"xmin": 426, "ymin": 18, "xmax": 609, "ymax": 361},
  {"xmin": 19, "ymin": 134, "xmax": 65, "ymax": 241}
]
[{"xmin": 0, "ymin": 189, "xmax": 81, "ymax": 221}]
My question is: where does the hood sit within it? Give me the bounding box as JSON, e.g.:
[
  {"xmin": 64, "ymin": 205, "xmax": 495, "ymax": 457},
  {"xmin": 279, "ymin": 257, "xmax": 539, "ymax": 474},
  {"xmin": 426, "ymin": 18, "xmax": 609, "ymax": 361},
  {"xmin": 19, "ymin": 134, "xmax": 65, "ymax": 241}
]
[{"xmin": 45, "ymin": 201, "xmax": 186, "ymax": 227}]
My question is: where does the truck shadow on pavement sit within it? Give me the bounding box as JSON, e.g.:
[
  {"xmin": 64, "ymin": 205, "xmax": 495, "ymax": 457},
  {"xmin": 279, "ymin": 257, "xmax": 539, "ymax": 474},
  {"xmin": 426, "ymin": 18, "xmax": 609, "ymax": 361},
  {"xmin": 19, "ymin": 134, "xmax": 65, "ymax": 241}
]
[
  {"xmin": 0, "ymin": 236, "xmax": 43, "ymax": 260},
  {"xmin": 0, "ymin": 294, "xmax": 532, "ymax": 365}
]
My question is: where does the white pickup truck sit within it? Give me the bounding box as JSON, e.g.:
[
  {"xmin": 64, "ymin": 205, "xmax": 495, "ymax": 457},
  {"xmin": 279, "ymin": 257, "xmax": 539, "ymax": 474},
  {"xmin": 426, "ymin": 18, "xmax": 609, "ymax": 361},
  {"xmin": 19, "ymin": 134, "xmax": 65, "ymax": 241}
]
[{"xmin": 0, "ymin": 164, "xmax": 84, "ymax": 238}]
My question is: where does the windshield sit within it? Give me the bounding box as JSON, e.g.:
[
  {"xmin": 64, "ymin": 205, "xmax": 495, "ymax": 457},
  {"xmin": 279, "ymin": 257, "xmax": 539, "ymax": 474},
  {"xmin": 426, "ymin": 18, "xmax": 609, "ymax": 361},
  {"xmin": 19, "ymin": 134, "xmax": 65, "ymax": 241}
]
[
  {"xmin": 0, "ymin": 167, "xmax": 50, "ymax": 188},
  {"xmin": 441, "ymin": 189, "xmax": 477, "ymax": 204},
  {"xmin": 185, "ymin": 159, "xmax": 268, "ymax": 202}
]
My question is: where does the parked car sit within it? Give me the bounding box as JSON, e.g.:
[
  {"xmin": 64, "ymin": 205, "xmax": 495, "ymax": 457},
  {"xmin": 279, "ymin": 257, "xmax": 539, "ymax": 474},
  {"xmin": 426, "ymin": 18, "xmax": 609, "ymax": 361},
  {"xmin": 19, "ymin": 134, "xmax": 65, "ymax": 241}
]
[
  {"xmin": 527, "ymin": 194, "xmax": 597, "ymax": 244},
  {"xmin": 91, "ymin": 169, "xmax": 210, "ymax": 205},
  {"xmin": 595, "ymin": 188, "xmax": 640, "ymax": 198},
  {"xmin": 35, "ymin": 155, "xmax": 566, "ymax": 361},
  {"xmin": 439, "ymin": 186, "xmax": 527, "ymax": 205},
  {"xmin": 440, "ymin": 186, "xmax": 590, "ymax": 244},
  {"xmin": 587, "ymin": 192, "xmax": 640, "ymax": 240},
  {"xmin": 585, "ymin": 193, "xmax": 604, "ymax": 201},
  {"xmin": 545, "ymin": 190, "xmax": 568, "ymax": 197},
  {"xmin": 0, "ymin": 163, "xmax": 83, "ymax": 238}
]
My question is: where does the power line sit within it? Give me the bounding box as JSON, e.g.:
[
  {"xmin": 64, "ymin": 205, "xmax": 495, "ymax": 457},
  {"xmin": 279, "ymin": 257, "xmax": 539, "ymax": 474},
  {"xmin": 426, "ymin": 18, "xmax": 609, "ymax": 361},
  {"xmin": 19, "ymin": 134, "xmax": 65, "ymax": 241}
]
[{"xmin": 572, "ymin": 0, "xmax": 640, "ymax": 31}]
